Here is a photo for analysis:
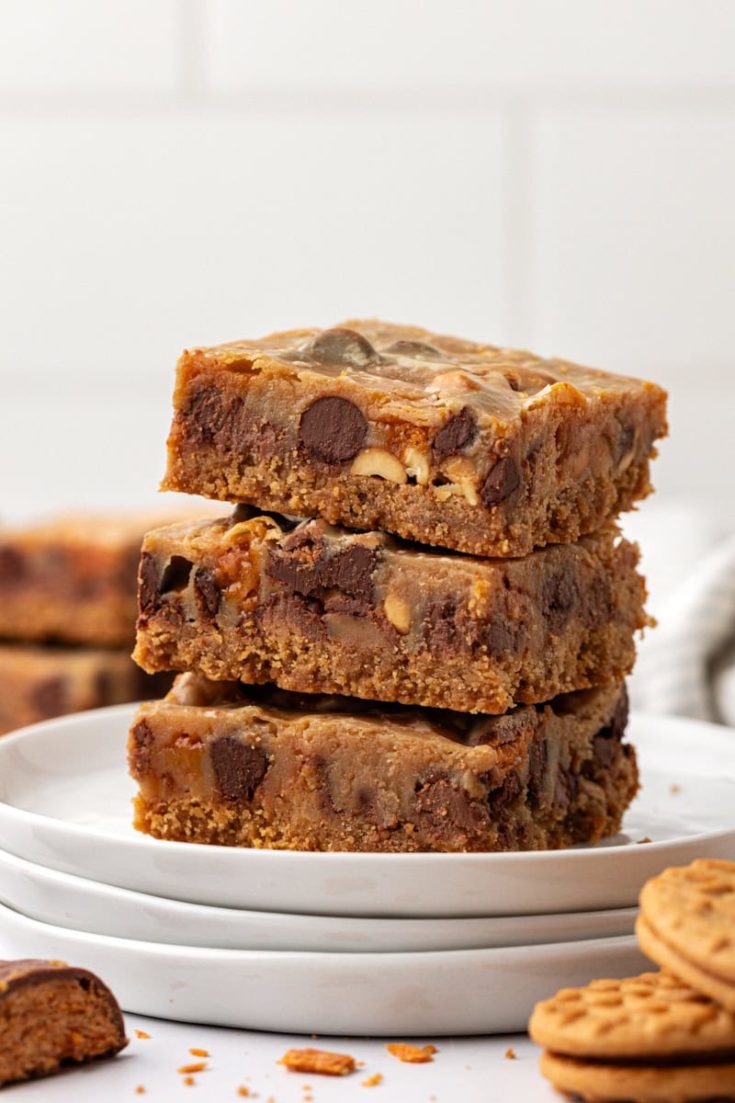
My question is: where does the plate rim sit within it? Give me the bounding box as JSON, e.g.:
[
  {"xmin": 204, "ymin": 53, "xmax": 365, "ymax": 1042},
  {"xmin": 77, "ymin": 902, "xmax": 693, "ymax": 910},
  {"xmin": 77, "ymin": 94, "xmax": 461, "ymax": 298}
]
[
  {"xmin": 0, "ymin": 897, "xmax": 639, "ymax": 963},
  {"xmin": 0, "ymin": 846, "xmax": 639, "ymax": 926}
]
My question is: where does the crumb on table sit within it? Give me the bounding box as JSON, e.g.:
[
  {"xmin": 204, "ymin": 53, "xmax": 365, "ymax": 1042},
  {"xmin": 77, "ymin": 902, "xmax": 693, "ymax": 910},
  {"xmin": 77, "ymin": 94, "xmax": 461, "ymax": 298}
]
[
  {"xmin": 362, "ymin": 1072, "xmax": 384, "ymax": 1086},
  {"xmin": 279, "ymin": 1047, "xmax": 357, "ymax": 1076},
  {"xmin": 386, "ymin": 1043, "xmax": 438, "ymax": 1064}
]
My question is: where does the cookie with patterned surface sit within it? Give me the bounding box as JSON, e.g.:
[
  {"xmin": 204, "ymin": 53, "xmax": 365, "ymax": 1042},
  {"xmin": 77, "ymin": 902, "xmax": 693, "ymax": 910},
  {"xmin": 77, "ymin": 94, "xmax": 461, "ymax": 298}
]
[
  {"xmin": 530, "ymin": 972, "xmax": 735, "ymax": 1101},
  {"xmin": 530, "ymin": 971, "xmax": 735, "ymax": 1058},
  {"xmin": 639, "ymin": 859, "xmax": 735, "ymax": 1011}
]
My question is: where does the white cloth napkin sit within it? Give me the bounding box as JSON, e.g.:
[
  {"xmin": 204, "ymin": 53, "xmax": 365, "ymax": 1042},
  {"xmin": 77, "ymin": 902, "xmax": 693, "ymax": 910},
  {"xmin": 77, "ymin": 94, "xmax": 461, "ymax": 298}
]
[{"xmin": 625, "ymin": 502, "xmax": 735, "ymax": 725}]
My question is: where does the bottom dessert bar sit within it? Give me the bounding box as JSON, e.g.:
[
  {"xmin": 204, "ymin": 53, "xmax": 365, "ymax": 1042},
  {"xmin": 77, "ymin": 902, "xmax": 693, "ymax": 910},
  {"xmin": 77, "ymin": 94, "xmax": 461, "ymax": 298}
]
[
  {"xmin": 0, "ymin": 644, "xmax": 170, "ymax": 735},
  {"xmin": 129, "ymin": 675, "xmax": 637, "ymax": 854}
]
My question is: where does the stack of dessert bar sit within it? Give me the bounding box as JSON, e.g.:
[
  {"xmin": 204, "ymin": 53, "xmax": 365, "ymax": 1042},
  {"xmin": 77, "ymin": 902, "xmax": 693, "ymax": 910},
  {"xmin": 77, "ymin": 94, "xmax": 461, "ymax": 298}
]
[
  {"xmin": 130, "ymin": 321, "xmax": 667, "ymax": 853},
  {"xmin": 0, "ymin": 514, "xmax": 171, "ymax": 735}
]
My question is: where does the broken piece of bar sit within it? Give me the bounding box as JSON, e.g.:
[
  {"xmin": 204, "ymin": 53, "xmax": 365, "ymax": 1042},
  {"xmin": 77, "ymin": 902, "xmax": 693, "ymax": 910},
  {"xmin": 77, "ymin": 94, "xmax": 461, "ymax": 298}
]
[
  {"xmin": 129, "ymin": 675, "xmax": 636, "ymax": 853},
  {"xmin": 0, "ymin": 510, "xmax": 196, "ymax": 647},
  {"xmin": 134, "ymin": 511, "xmax": 647, "ymax": 714},
  {"xmin": 0, "ymin": 959, "xmax": 126, "ymax": 1086},
  {"xmin": 161, "ymin": 320, "xmax": 667, "ymax": 557},
  {"xmin": 0, "ymin": 643, "xmax": 170, "ymax": 735}
]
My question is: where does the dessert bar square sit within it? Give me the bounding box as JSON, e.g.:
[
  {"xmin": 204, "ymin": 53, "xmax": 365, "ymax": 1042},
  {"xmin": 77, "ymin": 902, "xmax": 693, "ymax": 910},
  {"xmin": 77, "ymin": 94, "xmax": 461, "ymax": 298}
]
[
  {"xmin": 134, "ymin": 510, "xmax": 647, "ymax": 714},
  {"xmin": 0, "ymin": 643, "xmax": 169, "ymax": 735},
  {"xmin": 129, "ymin": 675, "xmax": 637, "ymax": 853},
  {"xmin": 162, "ymin": 320, "xmax": 667, "ymax": 556},
  {"xmin": 0, "ymin": 511, "xmax": 186, "ymax": 647}
]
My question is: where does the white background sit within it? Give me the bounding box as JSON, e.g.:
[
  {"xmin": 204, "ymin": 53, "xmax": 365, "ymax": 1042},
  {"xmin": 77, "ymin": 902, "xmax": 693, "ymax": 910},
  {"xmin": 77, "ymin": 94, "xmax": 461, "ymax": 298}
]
[{"xmin": 1, "ymin": 0, "xmax": 734, "ymax": 519}]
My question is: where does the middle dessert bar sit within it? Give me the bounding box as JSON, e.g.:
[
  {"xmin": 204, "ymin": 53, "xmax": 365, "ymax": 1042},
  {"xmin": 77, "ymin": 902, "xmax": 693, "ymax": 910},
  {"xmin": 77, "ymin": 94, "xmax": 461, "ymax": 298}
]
[
  {"xmin": 129, "ymin": 675, "xmax": 637, "ymax": 853},
  {"xmin": 134, "ymin": 511, "xmax": 647, "ymax": 714}
]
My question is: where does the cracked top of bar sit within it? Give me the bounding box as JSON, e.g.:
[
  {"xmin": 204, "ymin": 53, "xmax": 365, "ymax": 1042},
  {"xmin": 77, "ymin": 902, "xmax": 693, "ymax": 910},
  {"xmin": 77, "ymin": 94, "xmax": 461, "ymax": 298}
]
[{"xmin": 163, "ymin": 319, "xmax": 668, "ymax": 556}]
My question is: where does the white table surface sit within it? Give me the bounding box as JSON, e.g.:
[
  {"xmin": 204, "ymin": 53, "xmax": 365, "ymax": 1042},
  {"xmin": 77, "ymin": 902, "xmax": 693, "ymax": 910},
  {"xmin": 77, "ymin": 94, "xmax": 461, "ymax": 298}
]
[{"xmin": 10, "ymin": 1014, "xmax": 555, "ymax": 1102}]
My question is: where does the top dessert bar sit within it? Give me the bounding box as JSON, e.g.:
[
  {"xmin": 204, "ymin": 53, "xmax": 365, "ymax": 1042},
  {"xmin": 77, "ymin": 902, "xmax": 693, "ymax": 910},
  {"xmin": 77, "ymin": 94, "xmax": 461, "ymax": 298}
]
[
  {"xmin": 162, "ymin": 320, "xmax": 668, "ymax": 557},
  {"xmin": 0, "ymin": 511, "xmax": 187, "ymax": 647}
]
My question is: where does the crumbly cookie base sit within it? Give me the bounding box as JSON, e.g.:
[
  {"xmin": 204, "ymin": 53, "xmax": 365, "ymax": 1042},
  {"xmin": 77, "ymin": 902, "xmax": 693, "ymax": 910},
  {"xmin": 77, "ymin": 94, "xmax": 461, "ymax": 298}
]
[
  {"xmin": 163, "ymin": 446, "xmax": 654, "ymax": 559},
  {"xmin": 136, "ymin": 605, "xmax": 639, "ymax": 715}
]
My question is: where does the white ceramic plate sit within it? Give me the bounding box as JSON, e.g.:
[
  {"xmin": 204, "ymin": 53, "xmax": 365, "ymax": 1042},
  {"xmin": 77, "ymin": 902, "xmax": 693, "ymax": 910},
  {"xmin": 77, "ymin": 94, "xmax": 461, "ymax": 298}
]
[
  {"xmin": 0, "ymin": 849, "xmax": 636, "ymax": 952},
  {"xmin": 0, "ymin": 901, "xmax": 646, "ymax": 1035},
  {"xmin": 0, "ymin": 705, "xmax": 733, "ymax": 918}
]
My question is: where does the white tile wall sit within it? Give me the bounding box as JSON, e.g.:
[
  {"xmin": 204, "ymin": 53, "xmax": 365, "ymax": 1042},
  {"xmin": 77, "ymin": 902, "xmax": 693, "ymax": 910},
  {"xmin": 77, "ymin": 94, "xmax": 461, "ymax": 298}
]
[
  {"xmin": 0, "ymin": 112, "xmax": 506, "ymax": 386},
  {"xmin": 531, "ymin": 109, "xmax": 735, "ymax": 381},
  {"xmin": 0, "ymin": 0, "xmax": 733, "ymax": 515},
  {"xmin": 0, "ymin": 0, "xmax": 179, "ymax": 92},
  {"xmin": 208, "ymin": 0, "xmax": 735, "ymax": 90}
]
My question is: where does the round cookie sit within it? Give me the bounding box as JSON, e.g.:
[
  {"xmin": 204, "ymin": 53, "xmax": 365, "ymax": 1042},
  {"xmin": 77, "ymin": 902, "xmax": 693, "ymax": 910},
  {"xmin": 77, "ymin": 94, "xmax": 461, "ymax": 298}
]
[
  {"xmin": 639, "ymin": 859, "xmax": 735, "ymax": 1007},
  {"xmin": 530, "ymin": 971, "xmax": 735, "ymax": 1058},
  {"xmin": 540, "ymin": 1050, "xmax": 735, "ymax": 1103}
]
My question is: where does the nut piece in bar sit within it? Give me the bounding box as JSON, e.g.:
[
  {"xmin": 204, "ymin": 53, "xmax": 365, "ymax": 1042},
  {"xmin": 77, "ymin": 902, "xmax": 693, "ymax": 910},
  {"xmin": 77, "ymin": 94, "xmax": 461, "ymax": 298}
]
[
  {"xmin": 0, "ymin": 959, "xmax": 127, "ymax": 1086},
  {"xmin": 0, "ymin": 510, "xmax": 207, "ymax": 647},
  {"xmin": 128, "ymin": 674, "xmax": 637, "ymax": 853},
  {"xmin": 162, "ymin": 320, "xmax": 667, "ymax": 557},
  {"xmin": 133, "ymin": 512, "xmax": 647, "ymax": 714},
  {"xmin": 0, "ymin": 643, "xmax": 170, "ymax": 736}
]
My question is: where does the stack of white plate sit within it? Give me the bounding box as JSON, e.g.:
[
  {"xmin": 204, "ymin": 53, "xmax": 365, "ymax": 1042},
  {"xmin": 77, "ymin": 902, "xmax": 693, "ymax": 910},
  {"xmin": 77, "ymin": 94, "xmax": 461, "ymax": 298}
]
[{"xmin": 0, "ymin": 705, "xmax": 733, "ymax": 1036}]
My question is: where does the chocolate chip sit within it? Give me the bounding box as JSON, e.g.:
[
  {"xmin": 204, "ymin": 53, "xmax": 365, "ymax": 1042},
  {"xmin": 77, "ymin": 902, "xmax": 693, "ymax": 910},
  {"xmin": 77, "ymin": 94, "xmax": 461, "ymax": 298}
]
[
  {"xmin": 182, "ymin": 386, "xmax": 277, "ymax": 459},
  {"xmin": 129, "ymin": 719, "xmax": 154, "ymax": 776},
  {"xmin": 483, "ymin": 619, "xmax": 515, "ymax": 657},
  {"xmin": 0, "ymin": 546, "xmax": 25, "ymax": 586},
  {"xmin": 182, "ymin": 386, "xmax": 227, "ymax": 446},
  {"xmin": 159, "ymin": 555, "xmax": 193, "ymax": 595},
  {"xmin": 424, "ymin": 599, "xmax": 461, "ymax": 655},
  {"xmin": 193, "ymin": 567, "xmax": 220, "ymax": 620},
  {"xmin": 309, "ymin": 327, "xmax": 377, "ymax": 368},
  {"xmin": 414, "ymin": 774, "xmax": 487, "ymax": 837},
  {"xmin": 526, "ymin": 737, "xmax": 548, "ymax": 808},
  {"xmin": 480, "ymin": 455, "xmax": 521, "ymax": 508},
  {"xmin": 94, "ymin": 669, "xmax": 113, "ymax": 705},
  {"xmin": 327, "ymin": 545, "xmax": 376, "ymax": 601},
  {"xmin": 542, "ymin": 567, "xmax": 578, "ymax": 633},
  {"xmin": 210, "ymin": 736, "xmax": 268, "ymax": 803},
  {"xmin": 299, "ymin": 396, "xmax": 368, "ymax": 464},
  {"xmin": 488, "ymin": 770, "xmax": 522, "ymax": 814},
  {"xmin": 267, "ymin": 541, "xmax": 376, "ymax": 603},
  {"xmin": 138, "ymin": 553, "xmax": 160, "ymax": 617},
  {"xmin": 384, "ymin": 339, "xmax": 445, "ymax": 360},
  {"xmin": 554, "ymin": 766, "xmax": 578, "ymax": 808},
  {"xmin": 432, "ymin": 406, "xmax": 477, "ymax": 456},
  {"xmin": 258, "ymin": 592, "xmax": 326, "ymax": 643},
  {"xmin": 32, "ymin": 676, "xmax": 66, "ymax": 720}
]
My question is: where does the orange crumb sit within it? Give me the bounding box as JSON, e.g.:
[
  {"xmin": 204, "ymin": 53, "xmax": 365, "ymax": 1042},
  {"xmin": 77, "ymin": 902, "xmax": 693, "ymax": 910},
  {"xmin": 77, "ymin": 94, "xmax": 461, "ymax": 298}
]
[
  {"xmin": 184, "ymin": 1076, "xmax": 196, "ymax": 1086},
  {"xmin": 505, "ymin": 1047, "xmax": 517, "ymax": 1060},
  {"xmin": 178, "ymin": 1062, "xmax": 208, "ymax": 1074},
  {"xmin": 135, "ymin": 1089, "xmax": 146, "ymax": 1096},
  {"xmin": 386, "ymin": 1043, "xmax": 437, "ymax": 1064},
  {"xmin": 279, "ymin": 1047, "xmax": 356, "ymax": 1076},
  {"xmin": 190, "ymin": 1047, "xmax": 210, "ymax": 1057},
  {"xmin": 135, "ymin": 1030, "xmax": 151, "ymax": 1040},
  {"xmin": 362, "ymin": 1073, "xmax": 383, "ymax": 1087},
  {"xmin": 670, "ymin": 783, "xmax": 682, "ymax": 794},
  {"xmin": 237, "ymin": 1090, "xmax": 250, "ymax": 1098}
]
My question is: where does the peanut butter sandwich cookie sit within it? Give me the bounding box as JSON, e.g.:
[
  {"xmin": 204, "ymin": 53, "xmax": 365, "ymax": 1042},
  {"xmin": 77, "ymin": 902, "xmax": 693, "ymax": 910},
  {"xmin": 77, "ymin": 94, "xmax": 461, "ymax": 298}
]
[
  {"xmin": 638, "ymin": 859, "xmax": 735, "ymax": 1013},
  {"xmin": 530, "ymin": 971, "xmax": 735, "ymax": 1101}
]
